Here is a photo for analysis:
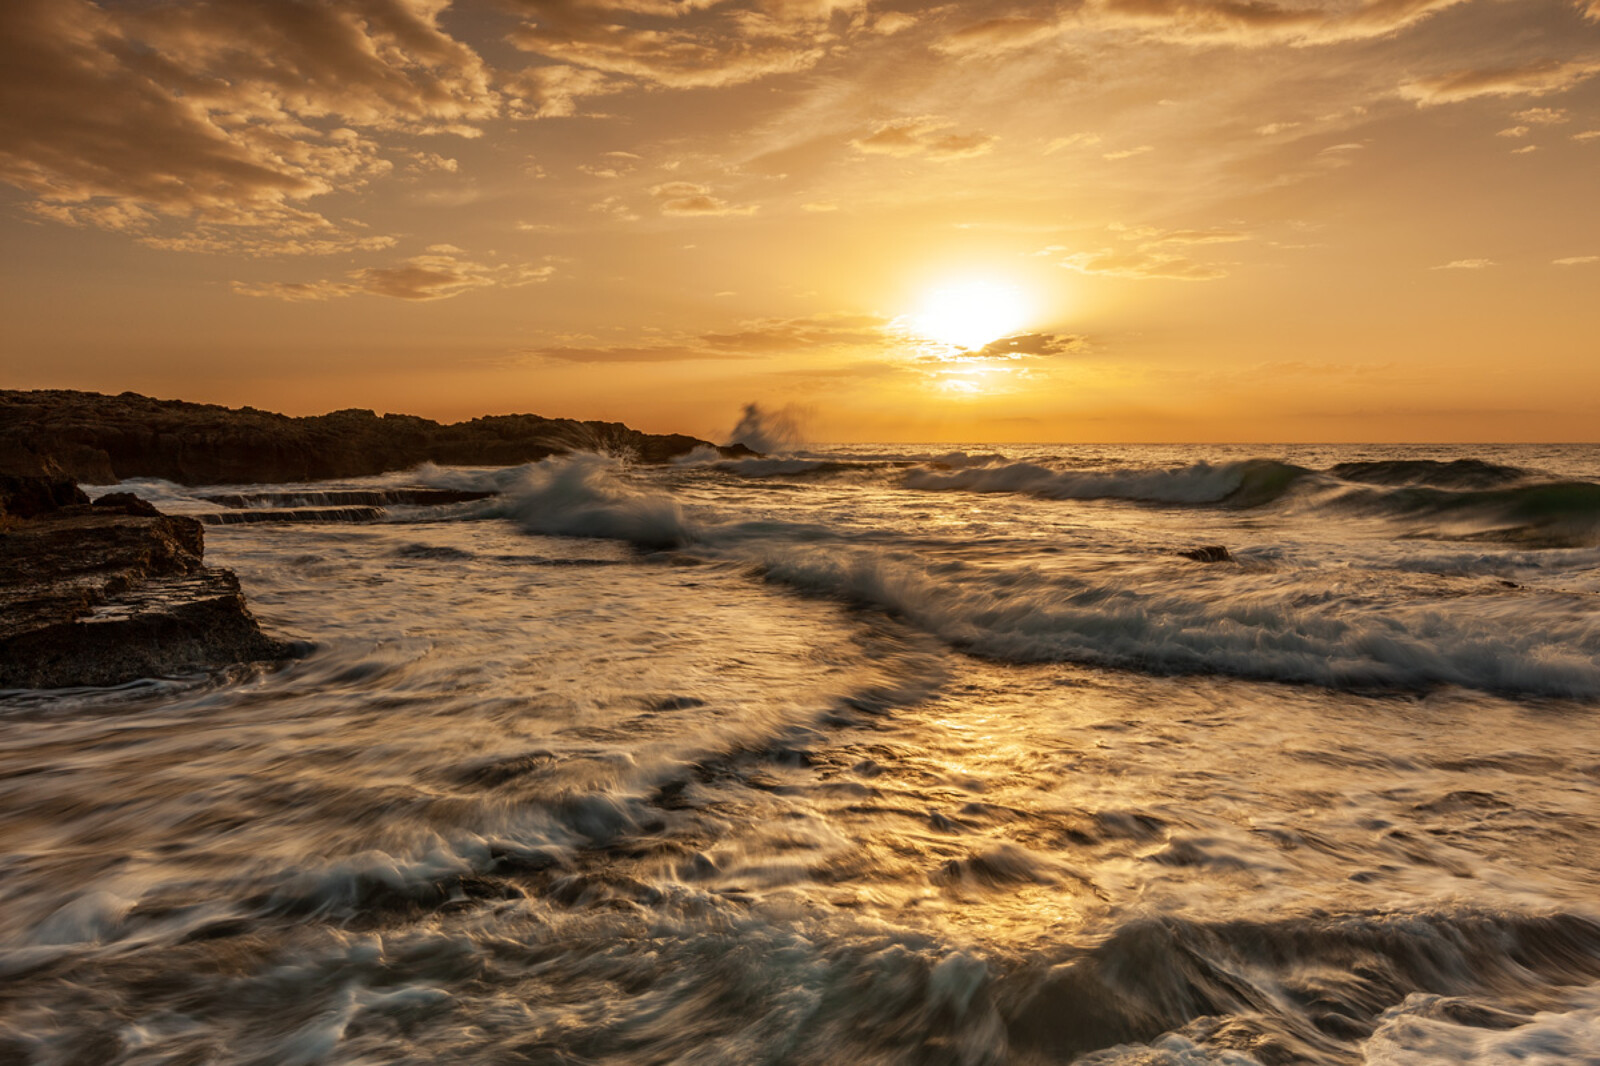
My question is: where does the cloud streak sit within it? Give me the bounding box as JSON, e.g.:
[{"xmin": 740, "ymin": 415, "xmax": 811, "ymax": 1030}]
[
  {"xmin": 852, "ymin": 117, "xmax": 998, "ymax": 160},
  {"xmin": 233, "ymin": 253, "xmax": 554, "ymax": 301},
  {"xmin": 1400, "ymin": 57, "xmax": 1600, "ymax": 105}
]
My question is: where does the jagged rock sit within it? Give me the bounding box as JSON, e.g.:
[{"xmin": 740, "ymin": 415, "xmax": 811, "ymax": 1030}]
[
  {"xmin": 93, "ymin": 491, "xmax": 162, "ymax": 516},
  {"xmin": 1179, "ymin": 545, "xmax": 1235, "ymax": 563},
  {"xmin": 0, "ymin": 389, "xmax": 757, "ymax": 485},
  {"xmin": 0, "ymin": 481, "xmax": 297, "ymax": 690},
  {"xmin": 0, "ymin": 474, "xmax": 88, "ymax": 517}
]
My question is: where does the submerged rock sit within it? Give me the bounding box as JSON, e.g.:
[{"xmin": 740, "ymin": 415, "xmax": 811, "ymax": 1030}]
[
  {"xmin": 1178, "ymin": 545, "xmax": 1235, "ymax": 563},
  {"xmin": 0, "ymin": 478, "xmax": 297, "ymax": 689}
]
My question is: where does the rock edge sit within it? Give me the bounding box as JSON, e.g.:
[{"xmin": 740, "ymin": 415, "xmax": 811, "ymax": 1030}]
[{"xmin": 1, "ymin": 479, "xmax": 298, "ymax": 690}]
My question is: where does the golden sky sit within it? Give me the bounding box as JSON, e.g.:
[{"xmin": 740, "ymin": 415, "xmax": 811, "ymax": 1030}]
[{"xmin": 3, "ymin": 0, "xmax": 1598, "ymax": 442}]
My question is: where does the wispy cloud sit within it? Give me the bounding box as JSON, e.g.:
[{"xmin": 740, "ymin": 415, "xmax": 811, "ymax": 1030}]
[
  {"xmin": 1400, "ymin": 57, "xmax": 1600, "ymax": 105},
  {"xmin": 852, "ymin": 117, "xmax": 997, "ymax": 161},
  {"xmin": 1432, "ymin": 258, "xmax": 1495, "ymax": 270},
  {"xmin": 525, "ymin": 312, "xmax": 896, "ymax": 363},
  {"xmin": 934, "ymin": 16, "xmax": 1059, "ymax": 56},
  {"xmin": 1057, "ymin": 248, "xmax": 1230, "ymax": 280},
  {"xmin": 233, "ymin": 254, "xmax": 554, "ymax": 302},
  {"xmin": 1082, "ymin": 0, "xmax": 1473, "ymax": 45},
  {"xmin": 651, "ymin": 182, "xmax": 758, "ymax": 217}
]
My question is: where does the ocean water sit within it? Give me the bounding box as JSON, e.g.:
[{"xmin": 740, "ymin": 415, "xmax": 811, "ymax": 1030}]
[{"xmin": 4, "ymin": 443, "xmax": 1600, "ymax": 1065}]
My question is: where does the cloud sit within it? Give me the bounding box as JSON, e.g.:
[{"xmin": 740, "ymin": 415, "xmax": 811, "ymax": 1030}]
[
  {"xmin": 501, "ymin": 0, "xmax": 848, "ymax": 91},
  {"xmin": 973, "ymin": 333, "xmax": 1088, "ymax": 358},
  {"xmin": 852, "ymin": 117, "xmax": 997, "ymax": 160},
  {"xmin": 699, "ymin": 312, "xmax": 891, "ymax": 351},
  {"xmin": 502, "ymin": 64, "xmax": 622, "ymax": 119},
  {"xmin": 651, "ymin": 182, "xmax": 758, "ymax": 216},
  {"xmin": 1553, "ymin": 255, "xmax": 1599, "ymax": 265},
  {"xmin": 1045, "ymin": 132, "xmax": 1102, "ymax": 154},
  {"xmin": 1400, "ymin": 57, "xmax": 1600, "ymax": 105},
  {"xmin": 233, "ymin": 253, "xmax": 555, "ymax": 302},
  {"xmin": 1497, "ymin": 126, "xmax": 1530, "ymax": 138},
  {"xmin": 531, "ymin": 345, "xmax": 746, "ymax": 363},
  {"xmin": 1431, "ymin": 258, "xmax": 1495, "ymax": 270},
  {"xmin": 526, "ymin": 311, "xmax": 895, "ymax": 362},
  {"xmin": 870, "ymin": 12, "xmax": 918, "ymax": 34},
  {"xmin": 1103, "ymin": 145, "xmax": 1155, "ymax": 160},
  {"xmin": 0, "ymin": 0, "xmax": 498, "ymax": 253},
  {"xmin": 1515, "ymin": 107, "xmax": 1569, "ymax": 125},
  {"xmin": 1040, "ymin": 223, "xmax": 1249, "ymax": 280},
  {"xmin": 934, "ymin": 16, "xmax": 1059, "ymax": 55},
  {"xmin": 1082, "ymin": 0, "xmax": 1473, "ymax": 45},
  {"xmin": 1056, "ymin": 248, "xmax": 1231, "ymax": 280},
  {"xmin": 1133, "ymin": 227, "xmax": 1252, "ymax": 245}
]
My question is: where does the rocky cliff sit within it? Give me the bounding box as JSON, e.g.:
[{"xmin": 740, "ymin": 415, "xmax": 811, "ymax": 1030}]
[{"xmin": 0, "ymin": 390, "xmax": 750, "ymax": 485}]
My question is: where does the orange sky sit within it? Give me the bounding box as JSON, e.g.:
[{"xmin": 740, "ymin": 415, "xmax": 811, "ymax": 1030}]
[{"xmin": 2, "ymin": 0, "xmax": 1598, "ymax": 442}]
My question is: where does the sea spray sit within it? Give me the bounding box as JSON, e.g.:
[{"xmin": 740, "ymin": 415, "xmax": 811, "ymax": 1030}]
[{"xmin": 726, "ymin": 402, "xmax": 807, "ymax": 455}]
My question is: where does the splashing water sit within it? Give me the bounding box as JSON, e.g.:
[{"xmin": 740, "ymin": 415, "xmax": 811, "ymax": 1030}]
[{"xmin": 726, "ymin": 402, "xmax": 807, "ymax": 455}]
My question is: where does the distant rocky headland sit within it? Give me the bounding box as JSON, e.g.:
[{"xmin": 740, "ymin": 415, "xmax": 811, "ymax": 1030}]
[{"xmin": 0, "ymin": 389, "xmax": 751, "ymax": 486}]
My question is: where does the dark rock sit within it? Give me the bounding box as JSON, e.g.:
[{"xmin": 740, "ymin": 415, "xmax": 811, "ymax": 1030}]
[
  {"xmin": 196, "ymin": 506, "xmax": 386, "ymax": 526},
  {"xmin": 199, "ymin": 488, "xmax": 494, "ymax": 509},
  {"xmin": 0, "ymin": 389, "xmax": 752, "ymax": 485},
  {"xmin": 1179, "ymin": 545, "xmax": 1235, "ymax": 563},
  {"xmin": 0, "ymin": 501, "xmax": 297, "ymax": 690},
  {"xmin": 92, "ymin": 491, "xmax": 162, "ymax": 516},
  {"xmin": 0, "ymin": 475, "xmax": 89, "ymax": 518}
]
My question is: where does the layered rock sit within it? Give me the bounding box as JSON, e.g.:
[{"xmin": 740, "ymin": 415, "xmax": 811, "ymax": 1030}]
[
  {"xmin": 0, "ymin": 390, "xmax": 752, "ymax": 485},
  {"xmin": 0, "ymin": 480, "xmax": 297, "ymax": 690}
]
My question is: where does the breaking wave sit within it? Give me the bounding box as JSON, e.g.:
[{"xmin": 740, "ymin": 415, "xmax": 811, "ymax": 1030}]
[
  {"xmin": 1014, "ymin": 910, "xmax": 1600, "ymax": 1062},
  {"xmin": 492, "ymin": 454, "xmax": 692, "ymax": 549},
  {"xmin": 1328, "ymin": 458, "xmax": 1531, "ymax": 489},
  {"xmin": 752, "ymin": 544, "xmax": 1600, "ymax": 698}
]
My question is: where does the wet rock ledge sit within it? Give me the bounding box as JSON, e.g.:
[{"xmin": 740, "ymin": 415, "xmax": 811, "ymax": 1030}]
[{"xmin": 0, "ymin": 477, "xmax": 297, "ymax": 690}]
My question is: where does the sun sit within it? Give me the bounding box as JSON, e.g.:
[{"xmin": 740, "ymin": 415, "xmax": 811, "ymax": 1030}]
[{"xmin": 908, "ymin": 278, "xmax": 1033, "ymax": 350}]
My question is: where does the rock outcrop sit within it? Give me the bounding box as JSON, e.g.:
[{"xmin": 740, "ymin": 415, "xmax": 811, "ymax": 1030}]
[
  {"xmin": 1178, "ymin": 545, "xmax": 1235, "ymax": 563},
  {"xmin": 1, "ymin": 478, "xmax": 297, "ymax": 690},
  {"xmin": 0, "ymin": 390, "xmax": 754, "ymax": 485}
]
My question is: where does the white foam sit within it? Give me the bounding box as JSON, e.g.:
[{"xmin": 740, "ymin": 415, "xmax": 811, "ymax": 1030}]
[
  {"xmin": 1363, "ymin": 986, "xmax": 1600, "ymax": 1065},
  {"xmin": 494, "ymin": 453, "xmax": 693, "ymax": 549},
  {"xmin": 752, "ymin": 544, "xmax": 1600, "ymax": 697}
]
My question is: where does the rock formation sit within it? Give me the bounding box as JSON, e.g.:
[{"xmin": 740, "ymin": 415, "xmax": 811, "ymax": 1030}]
[
  {"xmin": 0, "ymin": 390, "xmax": 754, "ymax": 485},
  {"xmin": 1, "ymin": 478, "xmax": 298, "ymax": 690}
]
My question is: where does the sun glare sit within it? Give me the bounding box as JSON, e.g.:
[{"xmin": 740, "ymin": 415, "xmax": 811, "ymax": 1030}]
[{"xmin": 909, "ymin": 278, "xmax": 1032, "ymax": 350}]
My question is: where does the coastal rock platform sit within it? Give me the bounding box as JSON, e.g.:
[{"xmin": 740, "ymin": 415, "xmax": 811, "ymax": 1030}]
[{"xmin": 0, "ymin": 482, "xmax": 297, "ymax": 690}]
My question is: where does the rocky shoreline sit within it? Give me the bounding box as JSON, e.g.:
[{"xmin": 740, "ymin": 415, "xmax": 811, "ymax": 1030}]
[
  {"xmin": 0, "ymin": 477, "xmax": 299, "ymax": 691},
  {"xmin": 0, "ymin": 389, "xmax": 752, "ymax": 486}
]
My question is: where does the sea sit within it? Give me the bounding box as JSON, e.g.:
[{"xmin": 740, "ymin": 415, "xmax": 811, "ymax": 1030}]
[{"xmin": 3, "ymin": 441, "xmax": 1599, "ymax": 1065}]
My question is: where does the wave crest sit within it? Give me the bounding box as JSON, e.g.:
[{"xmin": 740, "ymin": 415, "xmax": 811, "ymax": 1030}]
[
  {"xmin": 903, "ymin": 459, "xmax": 1312, "ymax": 508},
  {"xmin": 496, "ymin": 454, "xmax": 692, "ymax": 549}
]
